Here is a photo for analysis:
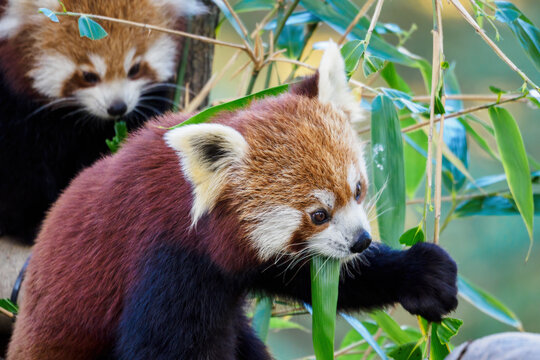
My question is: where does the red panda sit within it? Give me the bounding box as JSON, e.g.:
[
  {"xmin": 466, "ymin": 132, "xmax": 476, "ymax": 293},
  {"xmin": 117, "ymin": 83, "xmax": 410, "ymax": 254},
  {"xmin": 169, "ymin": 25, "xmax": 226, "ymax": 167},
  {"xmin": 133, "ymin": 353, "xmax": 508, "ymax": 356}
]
[
  {"xmin": 0, "ymin": 0, "xmax": 204, "ymax": 243},
  {"xmin": 7, "ymin": 44, "xmax": 458, "ymax": 359}
]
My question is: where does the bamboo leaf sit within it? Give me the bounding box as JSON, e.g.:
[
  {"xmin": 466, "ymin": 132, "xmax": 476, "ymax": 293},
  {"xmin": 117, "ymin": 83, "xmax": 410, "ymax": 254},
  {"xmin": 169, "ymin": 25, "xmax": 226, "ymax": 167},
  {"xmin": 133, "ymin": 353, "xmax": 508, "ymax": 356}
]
[
  {"xmin": 340, "ymin": 40, "xmax": 365, "ymax": 78},
  {"xmin": 170, "ymin": 84, "xmax": 290, "ymax": 129},
  {"xmin": 269, "ymin": 317, "xmax": 309, "ymax": 332},
  {"xmin": 234, "ymin": 0, "xmax": 275, "ymax": 13},
  {"xmin": 341, "ymin": 313, "xmax": 388, "ymax": 360},
  {"xmin": 488, "ymin": 107, "xmax": 534, "ymax": 246},
  {"xmin": 429, "ymin": 325, "xmax": 450, "ymax": 360},
  {"xmin": 458, "ymin": 275, "xmax": 522, "ymax": 329},
  {"xmin": 38, "ymin": 8, "xmax": 59, "ymax": 22},
  {"xmin": 105, "ymin": 121, "xmax": 128, "ymax": 154},
  {"xmin": 399, "ymin": 225, "xmax": 425, "ymax": 246},
  {"xmin": 387, "ymin": 342, "xmax": 423, "ymax": 360},
  {"xmin": 454, "ymin": 194, "xmax": 540, "ymax": 217},
  {"xmin": 457, "ymin": 117, "xmax": 500, "ymax": 161},
  {"xmin": 265, "ymin": 11, "xmax": 319, "ymax": 29},
  {"xmin": 78, "ymin": 16, "xmax": 108, "ymax": 40},
  {"xmin": 213, "ymin": 0, "xmax": 252, "ymax": 45},
  {"xmin": 310, "ymin": 256, "xmax": 341, "ymax": 359},
  {"xmin": 371, "ymin": 95, "xmax": 406, "ymax": 247},
  {"xmin": 370, "ymin": 310, "xmax": 416, "ymax": 345},
  {"xmin": 0, "ymin": 298, "xmax": 18, "ymax": 314},
  {"xmin": 252, "ymin": 297, "xmax": 273, "ymax": 342},
  {"xmin": 436, "ymin": 318, "xmax": 463, "ymax": 344}
]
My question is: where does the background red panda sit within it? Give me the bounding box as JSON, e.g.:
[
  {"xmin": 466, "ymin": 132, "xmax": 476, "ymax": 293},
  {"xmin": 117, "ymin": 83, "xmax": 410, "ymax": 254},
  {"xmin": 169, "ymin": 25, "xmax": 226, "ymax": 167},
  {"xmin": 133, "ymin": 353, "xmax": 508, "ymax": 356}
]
[
  {"xmin": 7, "ymin": 44, "xmax": 458, "ymax": 359},
  {"xmin": 0, "ymin": 0, "xmax": 205, "ymax": 243}
]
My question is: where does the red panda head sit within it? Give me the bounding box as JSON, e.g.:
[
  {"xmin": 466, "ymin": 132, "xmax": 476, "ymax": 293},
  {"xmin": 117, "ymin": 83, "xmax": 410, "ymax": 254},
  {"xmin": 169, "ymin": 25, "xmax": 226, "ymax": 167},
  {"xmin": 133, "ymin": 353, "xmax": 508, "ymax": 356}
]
[
  {"xmin": 165, "ymin": 43, "xmax": 372, "ymax": 263},
  {"xmin": 0, "ymin": 0, "xmax": 205, "ymax": 118}
]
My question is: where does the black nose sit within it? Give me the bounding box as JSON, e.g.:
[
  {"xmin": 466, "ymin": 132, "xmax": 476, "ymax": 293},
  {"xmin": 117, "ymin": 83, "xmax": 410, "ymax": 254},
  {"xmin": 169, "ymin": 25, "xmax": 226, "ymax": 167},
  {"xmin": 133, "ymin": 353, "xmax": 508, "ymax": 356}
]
[
  {"xmin": 107, "ymin": 100, "xmax": 127, "ymax": 116},
  {"xmin": 350, "ymin": 230, "xmax": 372, "ymax": 253}
]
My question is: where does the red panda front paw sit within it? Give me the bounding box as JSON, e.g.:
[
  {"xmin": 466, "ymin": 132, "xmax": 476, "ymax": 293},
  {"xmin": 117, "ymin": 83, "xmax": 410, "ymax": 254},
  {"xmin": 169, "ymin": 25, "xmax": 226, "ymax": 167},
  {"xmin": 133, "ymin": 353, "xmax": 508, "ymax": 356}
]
[{"xmin": 398, "ymin": 242, "xmax": 458, "ymax": 322}]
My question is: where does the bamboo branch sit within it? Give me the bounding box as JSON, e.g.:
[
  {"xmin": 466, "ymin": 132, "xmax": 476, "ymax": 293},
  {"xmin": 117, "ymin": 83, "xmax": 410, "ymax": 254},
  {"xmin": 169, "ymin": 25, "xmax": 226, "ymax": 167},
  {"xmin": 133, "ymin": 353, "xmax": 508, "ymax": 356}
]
[
  {"xmin": 56, "ymin": 12, "xmax": 247, "ymax": 50},
  {"xmin": 433, "ymin": 0, "xmax": 445, "ymax": 245},
  {"xmin": 0, "ymin": 306, "xmax": 15, "ymax": 320},
  {"xmin": 448, "ymin": 0, "xmax": 539, "ymax": 90},
  {"xmin": 364, "ymin": 0, "xmax": 385, "ymax": 47},
  {"xmin": 337, "ymin": 0, "xmax": 377, "ymax": 45}
]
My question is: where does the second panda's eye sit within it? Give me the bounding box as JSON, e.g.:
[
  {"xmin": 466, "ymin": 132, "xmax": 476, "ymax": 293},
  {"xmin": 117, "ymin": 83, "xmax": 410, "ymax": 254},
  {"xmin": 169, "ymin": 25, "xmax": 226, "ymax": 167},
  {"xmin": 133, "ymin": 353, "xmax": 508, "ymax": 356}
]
[
  {"xmin": 128, "ymin": 63, "xmax": 141, "ymax": 78},
  {"xmin": 82, "ymin": 71, "xmax": 100, "ymax": 84},
  {"xmin": 311, "ymin": 209, "xmax": 330, "ymax": 225},
  {"xmin": 355, "ymin": 182, "xmax": 362, "ymax": 202}
]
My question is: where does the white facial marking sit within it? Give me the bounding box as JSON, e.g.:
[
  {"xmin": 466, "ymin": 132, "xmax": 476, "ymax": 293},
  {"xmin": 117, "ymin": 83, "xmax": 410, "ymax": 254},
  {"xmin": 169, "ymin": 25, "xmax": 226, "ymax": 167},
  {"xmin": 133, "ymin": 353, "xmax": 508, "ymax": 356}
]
[
  {"xmin": 247, "ymin": 206, "xmax": 303, "ymax": 261},
  {"xmin": 310, "ymin": 190, "xmax": 336, "ymax": 212},
  {"xmin": 347, "ymin": 164, "xmax": 358, "ymax": 193},
  {"xmin": 74, "ymin": 79, "xmax": 148, "ymax": 119},
  {"xmin": 165, "ymin": 124, "xmax": 248, "ymax": 225},
  {"xmin": 308, "ymin": 199, "xmax": 371, "ymax": 259},
  {"xmin": 144, "ymin": 35, "xmax": 178, "ymax": 81},
  {"xmin": 88, "ymin": 54, "xmax": 107, "ymax": 78},
  {"xmin": 29, "ymin": 52, "xmax": 76, "ymax": 97},
  {"xmin": 124, "ymin": 48, "xmax": 137, "ymax": 73},
  {"xmin": 318, "ymin": 41, "xmax": 364, "ymax": 123}
]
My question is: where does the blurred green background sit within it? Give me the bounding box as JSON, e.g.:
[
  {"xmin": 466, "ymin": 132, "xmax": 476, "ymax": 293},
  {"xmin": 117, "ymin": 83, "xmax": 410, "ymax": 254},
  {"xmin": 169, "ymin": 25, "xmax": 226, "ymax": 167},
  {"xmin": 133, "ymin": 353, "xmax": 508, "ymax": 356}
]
[{"xmin": 211, "ymin": 0, "xmax": 539, "ymax": 358}]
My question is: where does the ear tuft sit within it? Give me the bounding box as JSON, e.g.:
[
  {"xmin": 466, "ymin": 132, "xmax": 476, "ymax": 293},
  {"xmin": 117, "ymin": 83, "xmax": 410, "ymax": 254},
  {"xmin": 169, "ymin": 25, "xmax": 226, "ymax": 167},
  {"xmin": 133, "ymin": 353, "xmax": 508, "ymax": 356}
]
[
  {"xmin": 164, "ymin": 124, "xmax": 247, "ymax": 224},
  {"xmin": 289, "ymin": 73, "xmax": 319, "ymax": 98},
  {"xmin": 153, "ymin": 0, "xmax": 207, "ymax": 16},
  {"xmin": 318, "ymin": 41, "xmax": 363, "ymax": 122}
]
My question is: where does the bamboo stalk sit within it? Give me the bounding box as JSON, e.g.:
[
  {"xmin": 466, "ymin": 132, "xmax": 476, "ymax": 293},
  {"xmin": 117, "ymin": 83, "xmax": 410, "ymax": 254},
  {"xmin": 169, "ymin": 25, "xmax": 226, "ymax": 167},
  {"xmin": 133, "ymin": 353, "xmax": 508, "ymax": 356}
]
[{"xmin": 337, "ymin": 0, "xmax": 377, "ymax": 45}]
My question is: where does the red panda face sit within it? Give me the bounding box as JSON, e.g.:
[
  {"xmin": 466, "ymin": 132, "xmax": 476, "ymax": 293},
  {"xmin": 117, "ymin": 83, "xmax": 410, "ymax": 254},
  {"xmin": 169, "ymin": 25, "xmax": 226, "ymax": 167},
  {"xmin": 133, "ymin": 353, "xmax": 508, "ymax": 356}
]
[
  {"xmin": 165, "ymin": 42, "xmax": 372, "ymax": 263},
  {"xmin": 0, "ymin": 0, "xmax": 205, "ymax": 119}
]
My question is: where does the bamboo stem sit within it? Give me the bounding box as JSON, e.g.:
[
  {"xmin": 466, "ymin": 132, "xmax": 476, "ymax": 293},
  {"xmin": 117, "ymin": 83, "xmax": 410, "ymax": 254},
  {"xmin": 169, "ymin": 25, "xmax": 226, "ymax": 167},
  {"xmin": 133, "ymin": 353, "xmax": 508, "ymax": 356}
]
[{"xmin": 364, "ymin": 0, "xmax": 385, "ymax": 47}]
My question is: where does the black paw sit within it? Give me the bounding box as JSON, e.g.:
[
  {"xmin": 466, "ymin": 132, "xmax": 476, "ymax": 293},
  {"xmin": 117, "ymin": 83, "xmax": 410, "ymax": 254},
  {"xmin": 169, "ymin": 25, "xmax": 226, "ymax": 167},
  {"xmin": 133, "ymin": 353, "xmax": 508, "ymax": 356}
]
[{"xmin": 398, "ymin": 242, "xmax": 458, "ymax": 322}]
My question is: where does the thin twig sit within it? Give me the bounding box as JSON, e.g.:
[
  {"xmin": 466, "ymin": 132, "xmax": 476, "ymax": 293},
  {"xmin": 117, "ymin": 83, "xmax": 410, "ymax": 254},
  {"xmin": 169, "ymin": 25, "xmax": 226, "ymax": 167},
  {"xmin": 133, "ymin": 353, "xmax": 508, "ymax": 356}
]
[
  {"xmin": 221, "ymin": 0, "xmax": 249, "ymax": 39},
  {"xmin": 400, "ymin": 93, "xmax": 526, "ymax": 134},
  {"xmin": 448, "ymin": 0, "xmax": 539, "ymax": 90},
  {"xmin": 55, "ymin": 12, "xmax": 247, "ymax": 50},
  {"xmin": 0, "ymin": 307, "xmax": 15, "ymax": 320},
  {"xmin": 337, "ymin": 0, "xmax": 377, "ymax": 45},
  {"xmin": 360, "ymin": 326, "xmax": 384, "ymax": 360},
  {"xmin": 364, "ymin": 0, "xmax": 385, "ymax": 47},
  {"xmin": 359, "ymin": 93, "xmax": 525, "ymax": 102}
]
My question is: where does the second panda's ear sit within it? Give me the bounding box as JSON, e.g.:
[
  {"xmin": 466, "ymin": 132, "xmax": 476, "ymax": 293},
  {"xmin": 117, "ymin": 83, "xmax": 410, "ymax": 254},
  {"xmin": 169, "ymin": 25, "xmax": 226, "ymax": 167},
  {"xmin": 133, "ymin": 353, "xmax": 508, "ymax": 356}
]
[
  {"xmin": 164, "ymin": 124, "xmax": 248, "ymax": 225},
  {"xmin": 317, "ymin": 41, "xmax": 363, "ymax": 122}
]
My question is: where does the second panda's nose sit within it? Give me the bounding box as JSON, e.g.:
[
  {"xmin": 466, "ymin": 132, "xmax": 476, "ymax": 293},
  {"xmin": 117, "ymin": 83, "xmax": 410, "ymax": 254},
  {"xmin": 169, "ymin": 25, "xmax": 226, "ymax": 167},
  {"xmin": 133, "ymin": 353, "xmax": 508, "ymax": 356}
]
[
  {"xmin": 107, "ymin": 100, "xmax": 127, "ymax": 117},
  {"xmin": 350, "ymin": 230, "xmax": 372, "ymax": 253}
]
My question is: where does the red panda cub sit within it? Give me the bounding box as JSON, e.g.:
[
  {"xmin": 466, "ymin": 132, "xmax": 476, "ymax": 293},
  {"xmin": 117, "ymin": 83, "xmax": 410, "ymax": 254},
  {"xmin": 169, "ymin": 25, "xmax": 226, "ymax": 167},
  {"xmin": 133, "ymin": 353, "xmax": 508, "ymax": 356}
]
[
  {"xmin": 0, "ymin": 0, "xmax": 204, "ymax": 243},
  {"xmin": 8, "ymin": 44, "xmax": 458, "ymax": 360}
]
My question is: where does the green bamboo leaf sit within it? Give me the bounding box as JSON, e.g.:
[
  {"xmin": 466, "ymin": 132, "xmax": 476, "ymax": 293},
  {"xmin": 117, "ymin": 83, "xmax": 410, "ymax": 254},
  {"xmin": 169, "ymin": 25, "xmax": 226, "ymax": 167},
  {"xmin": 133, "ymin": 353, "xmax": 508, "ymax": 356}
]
[
  {"xmin": 265, "ymin": 11, "xmax": 319, "ymax": 29},
  {"xmin": 0, "ymin": 298, "xmax": 18, "ymax": 314},
  {"xmin": 170, "ymin": 84, "xmax": 290, "ymax": 129},
  {"xmin": 370, "ymin": 310, "xmax": 416, "ymax": 345},
  {"xmin": 454, "ymin": 194, "xmax": 540, "ymax": 217},
  {"xmin": 488, "ymin": 107, "xmax": 534, "ymax": 246},
  {"xmin": 371, "ymin": 95, "xmax": 406, "ymax": 247},
  {"xmin": 387, "ymin": 342, "xmax": 423, "ymax": 360},
  {"xmin": 310, "ymin": 256, "xmax": 340, "ymax": 360},
  {"xmin": 362, "ymin": 53, "xmax": 385, "ymax": 77},
  {"xmin": 458, "ymin": 275, "xmax": 522, "ymax": 329},
  {"xmin": 429, "ymin": 325, "xmax": 450, "ymax": 360},
  {"xmin": 340, "ymin": 40, "xmax": 365, "ymax": 78},
  {"xmin": 38, "ymin": 8, "xmax": 59, "ymax": 22},
  {"xmin": 457, "ymin": 118, "xmax": 500, "ymax": 161},
  {"xmin": 234, "ymin": 0, "xmax": 275, "ymax": 13},
  {"xmin": 277, "ymin": 23, "xmax": 306, "ymax": 59},
  {"xmin": 399, "ymin": 225, "xmax": 425, "ymax": 246},
  {"xmin": 381, "ymin": 62, "xmax": 413, "ymax": 95},
  {"xmin": 105, "ymin": 121, "xmax": 128, "ymax": 154},
  {"xmin": 402, "ymin": 123, "xmax": 428, "ymax": 198},
  {"xmin": 436, "ymin": 318, "xmax": 463, "ymax": 344},
  {"xmin": 299, "ymin": 0, "xmax": 417, "ymax": 66},
  {"xmin": 78, "ymin": 16, "xmax": 108, "ymax": 40},
  {"xmin": 252, "ymin": 297, "xmax": 273, "ymax": 342},
  {"xmin": 341, "ymin": 313, "xmax": 388, "ymax": 360},
  {"xmin": 494, "ymin": 1, "xmax": 540, "ymax": 70}
]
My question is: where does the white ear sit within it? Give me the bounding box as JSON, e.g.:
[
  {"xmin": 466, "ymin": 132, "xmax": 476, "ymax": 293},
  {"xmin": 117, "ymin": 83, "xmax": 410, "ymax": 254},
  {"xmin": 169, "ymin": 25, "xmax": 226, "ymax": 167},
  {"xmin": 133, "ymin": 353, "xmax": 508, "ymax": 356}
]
[
  {"xmin": 0, "ymin": 0, "xmax": 59, "ymax": 39},
  {"xmin": 164, "ymin": 123, "xmax": 248, "ymax": 225},
  {"xmin": 318, "ymin": 41, "xmax": 363, "ymax": 123},
  {"xmin": 153, "ymin": 0, "xmax": 207, "ymax": 16}
]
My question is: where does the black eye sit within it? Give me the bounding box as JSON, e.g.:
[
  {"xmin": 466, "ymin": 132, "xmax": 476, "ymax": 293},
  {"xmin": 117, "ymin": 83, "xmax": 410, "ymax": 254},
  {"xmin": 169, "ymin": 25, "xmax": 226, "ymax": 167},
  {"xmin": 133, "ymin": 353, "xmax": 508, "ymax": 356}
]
[
  {"xmin": 355, "ymin": 182, "xmax": 362, "ymax": 202},
  {"xmin": 82, "ymin": 71, "xmax": 100, "ymax": 84},
  {"xmin": 128, "ymin": 63, "xmax": 141, "ymax": 78},
  {"xmin": 311, "ymin": 209, "xmax": 330, "ymax": 225}
]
